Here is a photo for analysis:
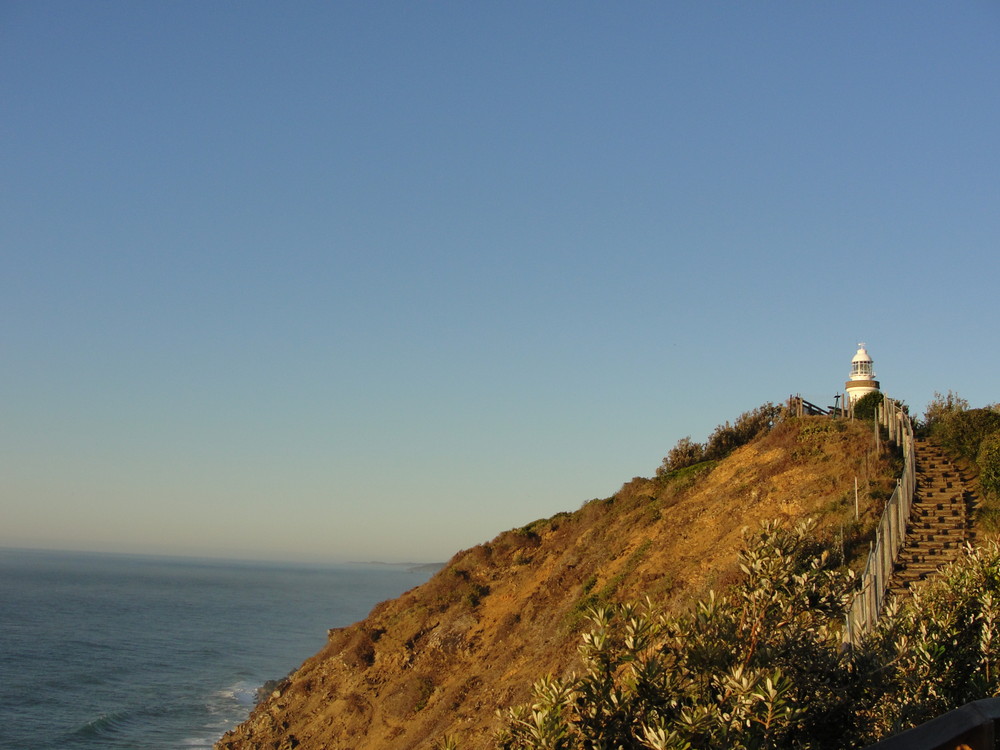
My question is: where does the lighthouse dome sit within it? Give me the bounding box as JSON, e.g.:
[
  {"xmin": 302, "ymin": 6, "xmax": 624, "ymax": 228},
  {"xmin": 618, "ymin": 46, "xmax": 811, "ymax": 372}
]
[
  {"xmin": 852, "ymin": 346, "xmax": 872, "ymax": 364},
  {"xmin": 845, "ymin": 343, "xmax": 880, "ymax": 404},
  {"xmin": 849, "ymin": 344, "xmax": 875, "ymax": 379}
]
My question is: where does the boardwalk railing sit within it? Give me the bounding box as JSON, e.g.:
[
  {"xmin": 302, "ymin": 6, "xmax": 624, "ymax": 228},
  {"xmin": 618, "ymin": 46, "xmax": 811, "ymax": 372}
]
[
  {"xmin": 844, "ymin": 396, "xmax": 916, "ymax": 646},
  {"xmin": 787, "ymin": 394, "xmax": 832, "ymax": 417},
  {"xmin": 863, "ymin": 697, "xmax": 1000, "ymax": 750}
]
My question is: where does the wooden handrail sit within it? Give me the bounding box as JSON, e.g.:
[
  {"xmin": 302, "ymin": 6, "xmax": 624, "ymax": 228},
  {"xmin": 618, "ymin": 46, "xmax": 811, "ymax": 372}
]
[
  {"xmin": 864, "ymin": 697, "xmax": 1000, "ymax": 750},
  {"xmin": 784, "ymin": 395, "xmax": 913, "ymax": 645},
  {"xmin": 787, "ymin": 395, "xmax": 832, "ymax": 417},
  {"xmin": 844, "ymin": 397, "xmax": 915, "ymax": 645}
]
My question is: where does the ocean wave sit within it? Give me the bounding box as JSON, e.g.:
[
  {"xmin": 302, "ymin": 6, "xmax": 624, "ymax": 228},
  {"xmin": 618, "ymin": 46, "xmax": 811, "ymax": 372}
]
[
  {"xmin": 183, "ymin": 681, "xmax": 259, "ymax": 749},
  {"xmin": 66, "ymin": 709, "xmax": 135, "ymax": 739},
  {"xmin": 178, "ymin": 735, "xmax": 220, "ymax": 748},
  {"xmin": 212, "ymin": 679, "xmax": 259, "ymax": 709}
]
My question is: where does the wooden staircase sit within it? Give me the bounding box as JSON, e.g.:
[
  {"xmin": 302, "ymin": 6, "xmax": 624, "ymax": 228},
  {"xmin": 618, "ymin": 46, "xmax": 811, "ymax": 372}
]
[{"xmin": 890, "ymin": 438, "xmax": 976, "ymax": 595}]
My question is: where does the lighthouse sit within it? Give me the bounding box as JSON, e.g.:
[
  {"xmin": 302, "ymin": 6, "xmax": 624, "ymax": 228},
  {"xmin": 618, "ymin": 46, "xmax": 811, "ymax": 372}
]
[{"xmin": 845, "ymin": 343, "xmax": 880, "ymax": 405}]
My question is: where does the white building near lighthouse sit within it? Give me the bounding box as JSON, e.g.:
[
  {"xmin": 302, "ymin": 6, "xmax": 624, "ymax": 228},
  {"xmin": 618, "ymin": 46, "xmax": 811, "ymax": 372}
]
[{"xmin": 845, "ymin": 343, "xmax": 880, "ymax": 405}]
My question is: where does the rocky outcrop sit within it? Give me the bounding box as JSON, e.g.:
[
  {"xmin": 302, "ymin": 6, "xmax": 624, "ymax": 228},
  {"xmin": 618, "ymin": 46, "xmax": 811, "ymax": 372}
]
[{"xmin": 217, "ymin": 417, "xmax": 896, "ymax": 750}]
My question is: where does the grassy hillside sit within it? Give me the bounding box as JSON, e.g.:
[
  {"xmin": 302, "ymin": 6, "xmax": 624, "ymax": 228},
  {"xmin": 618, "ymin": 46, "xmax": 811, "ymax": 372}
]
[{"xmin": 217, "ymin": 415, "xmax": 897, "ymax": 750}]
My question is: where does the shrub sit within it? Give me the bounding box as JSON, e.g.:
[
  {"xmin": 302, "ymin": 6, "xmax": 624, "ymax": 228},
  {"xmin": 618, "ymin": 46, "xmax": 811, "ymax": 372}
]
[
  {"xmin": 922, "ymin": 390, "xmax": 969, "ymax": 431},
  {"xmin": 704, "ymin": 403, "xmax": 782, "ymax": 461},
  {"xmin": 465, "ymin": 583, "xmax": 490, "ymax": 608},
  {"xmin": 978, "ymin": 433, "xmax": 1000, "ymax": 500},
  {"xmin": 493, "ymin": 523, "xmax": 865, "ymax": 750},
  {"xmin": 931, "ymin": 407, "xmax": 1000, "ymax": 461},
  {"xmin": 472, "ymin": 527, "xmax": 1000, "ymax": 750},
  {"xmin": 852, "ymin": 391, "xmax": 884, "ymax": 421},
  {"xmin": 658, "ymin": 403, "xmax": 781, "ymax": 476},
  {"xmin": 863, "ymin": 542, "xmax": 1000, "ymax": 736},
  {"xmin": 656, "ymin": 436, "xmax": 705, "ymax": 476}
]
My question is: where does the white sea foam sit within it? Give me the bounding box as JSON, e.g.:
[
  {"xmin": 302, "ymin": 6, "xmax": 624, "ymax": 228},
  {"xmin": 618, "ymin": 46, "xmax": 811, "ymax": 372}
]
[
  {"xmin": 212, "ymin": 679, "xmax": 258, "ymax": 710},
  {"xmin": 179, "ymin": 736, "xmax": 217, "ymax": 748}
]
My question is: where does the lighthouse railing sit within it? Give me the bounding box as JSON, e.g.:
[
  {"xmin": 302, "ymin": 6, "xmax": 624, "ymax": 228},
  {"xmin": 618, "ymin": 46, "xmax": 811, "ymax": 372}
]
[{"xmin": 844, "ymin": 396, "xmax": 915, "ymax": 647}]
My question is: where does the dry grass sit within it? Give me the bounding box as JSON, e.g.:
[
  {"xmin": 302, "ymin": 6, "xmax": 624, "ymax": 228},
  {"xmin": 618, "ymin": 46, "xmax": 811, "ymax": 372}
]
[{"xmin": 219, "ymin": 415, "xmax": 899, "ymax": 750}]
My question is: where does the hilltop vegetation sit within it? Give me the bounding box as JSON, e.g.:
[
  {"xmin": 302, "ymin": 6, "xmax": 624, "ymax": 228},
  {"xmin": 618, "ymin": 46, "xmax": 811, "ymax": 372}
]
[
  {"xmin": 219, "ymin": 406, "xmax": 903, "ymax": 750},
  {"xmin": 921, "ymin": 391, "xmax": 1000, "ymax": 533},
  {"xmin": 477, "ymin": 527, "xmax": 1000, "ymax": 750},
  {"xmin": 655, "ymin": 403, "xmax": 783, "ymax": 475},
  {"xmin": 469, "ymin": 393, "xmax": 1000, "ymax": 750}
]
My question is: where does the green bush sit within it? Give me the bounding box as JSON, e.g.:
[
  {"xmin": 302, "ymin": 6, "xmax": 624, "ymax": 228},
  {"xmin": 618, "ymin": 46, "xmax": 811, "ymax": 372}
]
[
  {"xmin": 863, "ymin": 542, "xmax": 1000, "ymax": 735},
  {"xmin": 930, "ymin": 407, "xmax": 1000, "ymax": 461},
  {"xmin": 492, "ymin": 523, "xmax": 863, "ymax": 750},
  {"xmin": 657, "ymin": 403, "xmax": 781, "ymax": 476},
  {"xmin": 656, "ymin": 436, "xmax": 705, "ymax": 476},
  {"xmin": 851, "ymin": 391, "xmax": 884, "ymax": 421},
  {"xmin": 978, "ymin": 433, "xmax": 1000, "ymax": 500},
  {"xmin": 703, "ymin": 403, "xmax": 783, "ymax": 461},
  {"xmin": 921, "ymin": 390, "xmax": 969, "ymax": 431}
]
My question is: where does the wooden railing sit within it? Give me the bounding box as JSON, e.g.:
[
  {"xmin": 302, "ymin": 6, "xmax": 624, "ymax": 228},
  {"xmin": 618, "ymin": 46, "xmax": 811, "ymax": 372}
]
[
  {"xmin": 844, "ymin": 397, "xmax": 915, "ymax": 646},
  {"xmin": 787, "ymin": 394, "xmax": 832, "ymax": 417},
  {"xmin": 864, "ymin": 697, "xmax": 1000, "ymax": 750},
  {"xmin": 786, "ymin": 394, "xmax": 916, "ymax": 644},
  {"xmin": 784, "ymin": 399, "xmax": 994, "ymax": 747}
]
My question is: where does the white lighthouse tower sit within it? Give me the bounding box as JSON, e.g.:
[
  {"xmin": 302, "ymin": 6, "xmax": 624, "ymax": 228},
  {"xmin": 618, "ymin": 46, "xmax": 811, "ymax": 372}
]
[{"xmin": 845, "ymin": 343, "xmax": 880, "ymax": 405}]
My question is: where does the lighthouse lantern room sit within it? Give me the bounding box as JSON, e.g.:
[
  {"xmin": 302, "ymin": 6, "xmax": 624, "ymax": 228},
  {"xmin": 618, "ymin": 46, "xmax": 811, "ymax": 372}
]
[{"xmin": 845, "ymin": 343, "xmax": 880, "ymax": 405}]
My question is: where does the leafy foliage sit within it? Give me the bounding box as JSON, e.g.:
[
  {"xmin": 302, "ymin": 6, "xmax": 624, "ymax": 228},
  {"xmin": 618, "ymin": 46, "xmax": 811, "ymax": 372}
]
[
  {"xmin": 657, "ymin": 403, "xmax": 782, "ymax": 476},
  {"xmin": 491, "ymin": 523, "xmax": 861, "ymax": 750},
  {"xmin": 918, "ymin": 394, "xmax": 1000, "ymax": 529},
  {"xmin": 978, "ymin": 433, "xmax": 1000, "ymax": 501},
  {"xmin": 473, "ymin": 526, "xmax": 1000, "ymax": 750},
  {"xmin": 655, "ymin": 437, "xmax": 705, "ymax": 477},
  {"xmin": 862, "ymin": 542, "xmax": 1000, "ymax": 735},
  {"xmin": 851, "ymin": 391, "xmax": 884, "ymax": 421},
  {"xmin": 930, "ymin": 407, "xmax": 1000, "ymax": 462},
  {"xmin": 921, "ymin": 390, "xmax": 970, "ymax": 431},
  {"xmin": 703, "ymin": 403, "xmax": 784, "ymax": 461}
]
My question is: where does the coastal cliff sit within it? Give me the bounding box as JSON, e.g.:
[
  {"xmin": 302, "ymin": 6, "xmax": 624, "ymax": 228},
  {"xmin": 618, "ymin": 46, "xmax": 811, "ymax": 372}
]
[{"xmin": 217, "ymin": 416, "xmax": 894, "ymax": 749}]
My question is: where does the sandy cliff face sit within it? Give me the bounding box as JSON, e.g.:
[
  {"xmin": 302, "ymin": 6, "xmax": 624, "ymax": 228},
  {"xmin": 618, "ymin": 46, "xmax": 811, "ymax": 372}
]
[{"xmin": 217, "ymin": 417, "xmax": 892, "ymax": 750}]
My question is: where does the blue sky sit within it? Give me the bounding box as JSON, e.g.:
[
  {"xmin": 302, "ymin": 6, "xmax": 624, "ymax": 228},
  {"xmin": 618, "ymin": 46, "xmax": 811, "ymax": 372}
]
[{"xmin": 2, "ymin": 2, "xmax": 998, "ymax": 562}]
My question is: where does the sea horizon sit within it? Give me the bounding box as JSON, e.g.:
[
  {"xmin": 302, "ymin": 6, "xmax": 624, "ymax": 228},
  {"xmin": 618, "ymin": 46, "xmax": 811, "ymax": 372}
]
[
  {"xmin": 0, "ymin": 546, "xmax": 438, "ymax": 749},
  {"xmin": 0, "ymin": 543, "xmax": 446, "ymax": 570}
]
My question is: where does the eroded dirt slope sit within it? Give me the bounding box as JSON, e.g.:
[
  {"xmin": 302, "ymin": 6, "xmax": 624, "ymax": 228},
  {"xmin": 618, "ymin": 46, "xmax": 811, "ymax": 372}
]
[{"xmin": 218, "ymin": 417, "xmax": 893, "ymax": 750}]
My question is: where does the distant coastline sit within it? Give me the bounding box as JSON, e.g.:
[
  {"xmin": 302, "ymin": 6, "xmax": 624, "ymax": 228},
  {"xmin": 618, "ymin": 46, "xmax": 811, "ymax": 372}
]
[
  {"xmin": 0, "ymin": 546, "xmax": 446, "ymax": 572},
  {"xmin": 356, "ymin": 561, "xmax": 446, "ymax": 574}
]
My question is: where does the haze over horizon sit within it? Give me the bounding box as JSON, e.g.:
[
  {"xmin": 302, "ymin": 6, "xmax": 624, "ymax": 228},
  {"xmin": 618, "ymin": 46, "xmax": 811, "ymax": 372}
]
[{"xmin": 2, "ymin": 2, "xmax": 998, "ymax": 563}]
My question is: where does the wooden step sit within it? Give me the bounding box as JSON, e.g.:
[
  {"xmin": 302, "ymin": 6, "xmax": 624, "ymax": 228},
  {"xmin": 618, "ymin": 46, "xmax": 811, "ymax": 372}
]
[{"xmin": 888, "ymin": 438, "xmax": 973, "ymax": 598}]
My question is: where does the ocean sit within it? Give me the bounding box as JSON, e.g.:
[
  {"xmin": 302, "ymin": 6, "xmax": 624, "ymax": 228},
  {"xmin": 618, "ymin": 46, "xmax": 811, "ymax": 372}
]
[{"xmin": 0, "ymin": 547, "xmax": 437, "ymax": 749}]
